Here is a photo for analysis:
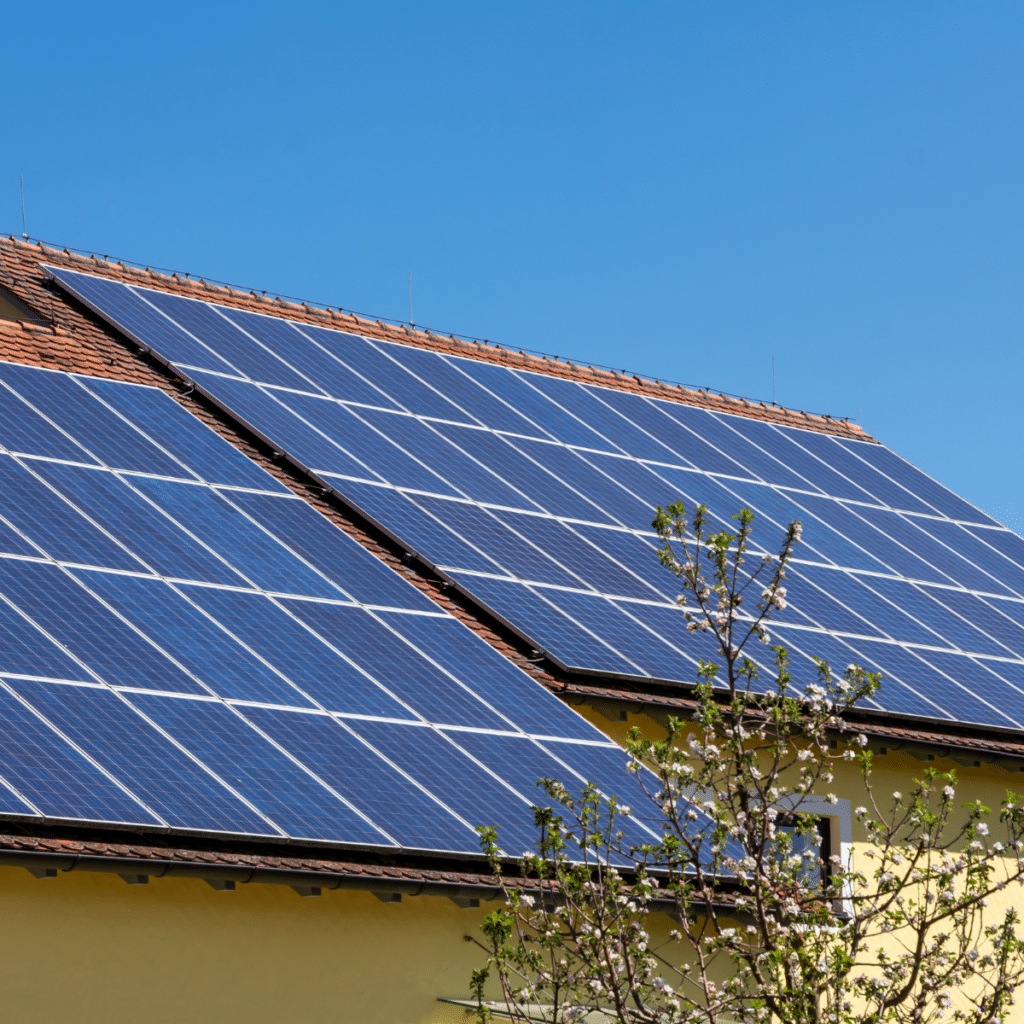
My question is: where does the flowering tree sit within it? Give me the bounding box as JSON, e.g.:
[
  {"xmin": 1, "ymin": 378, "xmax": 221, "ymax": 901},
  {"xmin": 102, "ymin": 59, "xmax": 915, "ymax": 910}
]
[{"xmin": 470, "ymin": 504, "xmax": 1024, "ymax": 1024}]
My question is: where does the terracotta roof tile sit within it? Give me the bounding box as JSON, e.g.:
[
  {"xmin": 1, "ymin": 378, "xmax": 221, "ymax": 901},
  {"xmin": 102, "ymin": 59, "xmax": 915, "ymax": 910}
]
[{"xmin": 8, "ymin": 237, "xmax": 869, "ymax": 441}]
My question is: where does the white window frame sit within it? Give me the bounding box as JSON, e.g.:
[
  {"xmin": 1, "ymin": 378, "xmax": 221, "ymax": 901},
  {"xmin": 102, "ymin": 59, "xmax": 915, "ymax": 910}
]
[{"xmin": 776, "ymin": 794, "xmax": 853, "ymax": 917}]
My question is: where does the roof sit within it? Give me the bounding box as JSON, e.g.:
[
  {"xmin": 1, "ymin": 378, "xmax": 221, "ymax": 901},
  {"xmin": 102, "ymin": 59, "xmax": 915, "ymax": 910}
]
[{"xmin": 0, "ymin": 233, "xmax": 1021, "ymax": 875}]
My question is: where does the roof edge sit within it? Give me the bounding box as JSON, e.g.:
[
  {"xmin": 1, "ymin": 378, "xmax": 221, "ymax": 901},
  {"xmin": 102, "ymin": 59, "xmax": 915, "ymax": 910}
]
[{"xmin": 9, "ymin": 235, "xmax": 873, "ymax": 442}]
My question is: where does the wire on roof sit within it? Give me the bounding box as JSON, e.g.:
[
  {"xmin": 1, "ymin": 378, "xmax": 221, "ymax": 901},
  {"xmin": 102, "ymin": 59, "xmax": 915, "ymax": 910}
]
[{"xmin": 9, "ymin": 232, "xmax": 856, "ymax": 424}]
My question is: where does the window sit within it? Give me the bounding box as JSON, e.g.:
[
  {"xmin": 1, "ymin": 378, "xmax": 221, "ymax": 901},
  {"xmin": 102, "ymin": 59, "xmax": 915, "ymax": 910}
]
[
  {"xmin": 0, "ymin": 286, "xmax": 42, "ymax": 323},
  {"xmin": 776, "ymin": 795, "xmax": 852, "ymax": 914}
]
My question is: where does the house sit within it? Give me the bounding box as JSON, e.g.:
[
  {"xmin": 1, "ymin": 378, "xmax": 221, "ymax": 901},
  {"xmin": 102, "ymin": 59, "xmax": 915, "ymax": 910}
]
[{"xmin": 0, "ymin": 236, "xmax": 1020, "ymax": 1023}]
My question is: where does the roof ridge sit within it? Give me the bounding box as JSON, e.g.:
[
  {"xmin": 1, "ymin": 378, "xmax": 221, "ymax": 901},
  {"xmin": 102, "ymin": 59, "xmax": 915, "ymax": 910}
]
[{"xmin": 5, "ymin": 234, "xmax": 874, "ymax": 442}]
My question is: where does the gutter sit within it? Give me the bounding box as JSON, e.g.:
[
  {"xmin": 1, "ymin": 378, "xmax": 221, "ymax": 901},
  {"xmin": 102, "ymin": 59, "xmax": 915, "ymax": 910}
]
[
  {"xmin": 0, "ymin": 847, "xmax": 738, "ymax": 917},
  {"xmin": 0, "ymin": 846, "xmax": 502, "ymax": 902}
]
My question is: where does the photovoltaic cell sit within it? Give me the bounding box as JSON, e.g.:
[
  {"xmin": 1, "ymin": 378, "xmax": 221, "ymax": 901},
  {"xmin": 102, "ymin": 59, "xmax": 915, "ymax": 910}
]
[
  {"xmin": 607, "ymin": 391, "xmax": 755, "ymax": 479},
  {"xmin": 0, "ymin": 380, "xmax": 94, "ymax": 462},
  {"xmin": 0, "ymin": 558, "xmax": 205, "ymax": 694},
  {"xmin": 836, "ymin": 438, "xmax": 999, "ymax": 526},
  {"xmin": 355, "ymin": 409, "xmax": 530, "ymax": 508},
  {"xmin": 0, "ymin": 456, "xmax": 147, "ymax": 572},
  {"xmin": 0, "ymin": 519, "xmax": 37, "ymax": 559},
  {"xmin": 44, "ymin": 268, "xmax": 237, "ymax": 372},
  {"xmin": 300, "ymin": 327, "xmax": 475, "ymax": 423},
  {"xmin": 180, "ymin": 585, "xmax": 417, "ymax": 720},
  {"xmin": 218, "ymin": 308, "xmax": 402, "ymax": 409},
  {"xmin": 223, "ymin": 490, "xmax": 435, "ymax": 611},
  {"xmin": 0, "ymin": 581, "xmax": 90, "ymax": 680},
  {"xmin": 719, "ymin": 480, "xmax": 888, "ymax": 572},
  {"xmin": 782, "ymin": 569, "xmax": 886, "ymax": 638},
  {"xmin": 281, "ymin": 600, "xmax": 511, "ymax": 730},
  {"xmin": 776, "ymin": 630, "xmax": 945, "ymax": 720},
  {"xmin": 128, "ymin": 691, "xmax": 391, "ymax": 844},
  {"xmin": 450, "ymin": 574, "xmax": 639, "ymax": 675},
  {"xmin": 793, "ymin": 495, "xmax": 949, "ymax": 584},
  {"xmin": 0, "ymin": 363, "xmax": 185, "ymax": 477},
  {"xmin": 141, "ymin": 290, "xmax": 314, "ymax": 392},
  {"xmin": 344, "ymin": 719, "xmax": 542, "ymax": 856},
  {"xmin": 705, "ymin": 412, "xmax": 820, "ymax": 491},
  {"xmin": 623, "ymin": 601, "xmax": 728, "ymax": 669},
  {"xmin": 542, "ymin": 590, "xmax": 694, "ymax": 681},
  {"xmin": 725, "ymin": 418, "xmax": 868, "ymax": 501},
  {"xmin": 432, "ymin": 425, "xmax": 616, "ymax": 523},
  {"xmin": 413, "ymin": 497, "xmax": 579, "ymax": 587},
  {"xmin": 918, "ymin": 650, "xmax": 1024, "ymax": 725},
  {"xmin": 571, "ymin": 525, "xmax": 672, "ymax": 598},
  {"xmin": 796, "ymin": 567, "xmax": 939, "ymax": 646},
  {"xmin": 381, "ymin": 613, "xmax": 603, "ymax": 741},
  {"xmin": 10, "ymin": 679, "xmax": 276, "ymax": 835},
  {"xmin": 654, "ymin": 401, "xmax": 762, "ymax": 479},
  {"xmin": 77, "ymin": 570, "xmax": 319, "ymax": 708},
  {"xmin": 908, "ymin": 585, "xmax": 1015, "ymax": 658},
  {"xmin": 793, "ymin": 430, "xmax": 934, "ymax": 514},
  {"xmin": 540, "ymin": 377, "xmax": 680, "ymax": 462},
  {"xmin": 639, "ymin": 465, "xmax": 751, "ymax": 535},
  {"xmin": 854, "ymin": 506, "xmax": 1010, "ymax": 595},
  {"xmin": 915, "ymin": 519, "xmax": 1024, "ymax": 597},
  {"xmin": 494, "ymin": 511, "xmax": 664, "ymax": 600},
  {"xmin": 129, "ymin": 477, "xmax": 342, "ymax": 598},
  {"xmin": 387, "ymin": 346, "xmax": 544, "ymax": 436},
  {"xmin": 240, "ymin": 707, "xmax": 474, "ymax": 851},
  {"xmin": 0, "ymin": 684, "xmax": 157, "ymax": 824},
  {"xmin": 514, "ymin": 439, "xmax": 656, "ymax": 526},
  {"xmin": 338, "ymin": 482, "xmax": 501, "ymax": 573},
  {"xmin": 961, "ymin": 596, "xmax": 1024, "ymax": 659},
  {"xmin": 76, "ymin": 375, "xmax": 286, "ymax": 492},
  {"xmin": 449, "ymin": 731, "xmax": 655, "ymax": 851},
  {"xmin": 186, "ymin": 372, "xmax": 380, "ymax": 482},
  {"xmin": 287, "ymin": 394, "xmax": 460, "ymax": 494},
  {"xmin": 459, "ymin": 361, "xmax": 613, "ymax": 449},
  {"xmin": 32, "ymin": 462, "xmax": 249, "ymax": 586},
  {"xmin": 843, "ymin": 639, "xmax": 1004, "ymax": 726}
]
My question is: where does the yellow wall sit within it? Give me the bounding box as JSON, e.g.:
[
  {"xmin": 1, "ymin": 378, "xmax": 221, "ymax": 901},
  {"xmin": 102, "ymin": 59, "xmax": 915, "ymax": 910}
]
[{"xmin": 0, "ymin": 865, "xmax": 502, "ymax": 1023}]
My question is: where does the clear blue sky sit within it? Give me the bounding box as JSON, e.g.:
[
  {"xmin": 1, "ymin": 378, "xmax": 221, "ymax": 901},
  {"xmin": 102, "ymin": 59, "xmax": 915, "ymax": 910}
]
[{"xmin": 5, "ymin": 3, "xmax": 1022, "ymax": 528}]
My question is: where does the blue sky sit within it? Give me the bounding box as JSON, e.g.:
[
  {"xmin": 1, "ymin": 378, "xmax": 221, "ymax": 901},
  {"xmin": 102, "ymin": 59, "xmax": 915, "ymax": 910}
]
[{"xmin": 4, "ymin": 2, "xmax": 1022, "ymax": 528}]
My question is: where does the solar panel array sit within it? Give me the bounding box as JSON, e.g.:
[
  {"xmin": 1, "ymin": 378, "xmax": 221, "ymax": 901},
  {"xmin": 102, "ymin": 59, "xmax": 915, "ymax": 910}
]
[
  {"xmin": 0, "ymin": 356, "xmax": 658, "ymax": 853},
  {"xmin": 46, "ymin": 266, "xmax": 1024, "ymax": 735}
]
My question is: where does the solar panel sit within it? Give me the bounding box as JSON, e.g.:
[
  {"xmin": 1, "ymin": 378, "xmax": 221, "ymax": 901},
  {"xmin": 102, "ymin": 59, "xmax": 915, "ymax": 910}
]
[
  {"xmin": 0, "ymin": 355, "xmax": 638, "ymax": 853},
  {"xmin": 45, "ymin": 265, "xmax": 1024, "ymax": 735}
]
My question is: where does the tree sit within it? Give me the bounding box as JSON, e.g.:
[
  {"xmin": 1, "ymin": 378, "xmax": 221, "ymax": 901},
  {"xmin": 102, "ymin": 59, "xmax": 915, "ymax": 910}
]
[{"xmin": 470, "ymin": 504, "xmax": 1024, "ymax": 1024}]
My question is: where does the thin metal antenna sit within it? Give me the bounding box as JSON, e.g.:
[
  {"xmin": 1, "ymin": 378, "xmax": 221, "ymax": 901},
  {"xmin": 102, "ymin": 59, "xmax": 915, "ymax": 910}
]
[
  {"xmin": 408, "ymin": 270, "xmax": 413, "ymax": 325},
  {"xmin": 772, "ymin": 355, "xmax": 776, "ymax": 405},
  {"xmin": 19, "ymin": 175, "xmax": 27, "ymax": 239}
]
